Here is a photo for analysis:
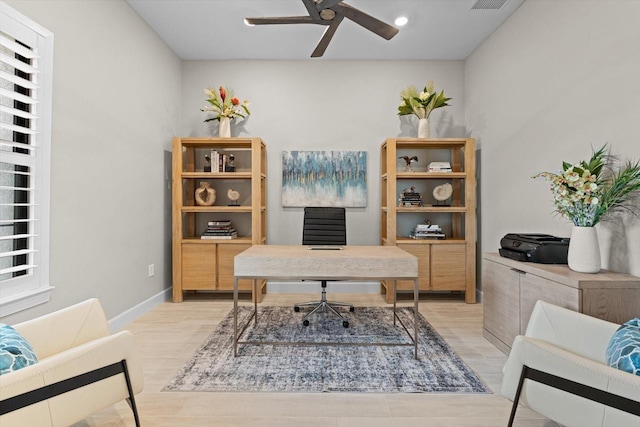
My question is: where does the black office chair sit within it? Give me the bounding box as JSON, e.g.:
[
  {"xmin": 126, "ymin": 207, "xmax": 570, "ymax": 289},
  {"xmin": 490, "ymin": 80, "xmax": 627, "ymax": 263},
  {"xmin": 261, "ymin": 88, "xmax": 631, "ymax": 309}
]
[{"xmin": 294, "ymin": 207, "xmax": 354, "ymax": 327}]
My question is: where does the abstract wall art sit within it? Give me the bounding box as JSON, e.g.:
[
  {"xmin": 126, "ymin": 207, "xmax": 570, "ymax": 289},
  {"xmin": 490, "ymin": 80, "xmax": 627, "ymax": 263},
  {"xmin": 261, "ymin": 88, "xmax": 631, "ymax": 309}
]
[{"xmin": 282, "ymin": 151, "xmax": 367, "ymax": 207}]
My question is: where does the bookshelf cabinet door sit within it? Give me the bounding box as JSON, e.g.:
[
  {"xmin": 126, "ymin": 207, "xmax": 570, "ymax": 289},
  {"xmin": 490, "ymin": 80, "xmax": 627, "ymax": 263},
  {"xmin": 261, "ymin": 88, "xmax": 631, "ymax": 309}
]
[
  {"xmin": 217, "ymin": 243, "xmax": 252, "ymax": 291},
  {"xmin": 181, "ymin": 243, "xmax": 217, "ymax": 290},
  {"xmin": 431, "ymin": 244, "xmax": 466, "ymax": 291},
  {"xmin": 396, "ymin": 244, "xmax": 430, "ymax": 291}
]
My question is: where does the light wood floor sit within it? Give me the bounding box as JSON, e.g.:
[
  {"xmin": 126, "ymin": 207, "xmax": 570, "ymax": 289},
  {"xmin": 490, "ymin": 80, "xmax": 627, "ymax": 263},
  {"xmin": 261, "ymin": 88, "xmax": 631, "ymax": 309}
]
[{"xmin": 75, "ymin": 293, "xmax": 557, "ymax": 427}]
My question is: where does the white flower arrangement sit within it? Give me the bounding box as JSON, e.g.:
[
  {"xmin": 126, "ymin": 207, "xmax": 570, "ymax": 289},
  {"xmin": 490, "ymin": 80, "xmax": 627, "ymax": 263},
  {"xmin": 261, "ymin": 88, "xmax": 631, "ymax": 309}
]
[
  {"xmin": 397, "ymin": 81, "xmax": 451, "ymax": 119},
  {"xmin": 533, "ymin": 145, "xmax": 640, "ymax": 227}
]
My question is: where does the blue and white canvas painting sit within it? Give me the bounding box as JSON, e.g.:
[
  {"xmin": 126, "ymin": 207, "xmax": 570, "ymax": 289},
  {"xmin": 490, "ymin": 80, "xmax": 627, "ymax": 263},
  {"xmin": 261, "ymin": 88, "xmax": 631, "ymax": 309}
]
[{"xmin": 282, "ymin": 151, "xmax": 367, "ymax": 207}]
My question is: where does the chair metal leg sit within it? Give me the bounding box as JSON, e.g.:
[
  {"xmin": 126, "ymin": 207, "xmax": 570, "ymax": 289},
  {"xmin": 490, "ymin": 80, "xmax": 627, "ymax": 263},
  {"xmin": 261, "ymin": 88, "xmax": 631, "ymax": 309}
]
[
  {"xmin": 121, "ymin": 359, "xmax": 142, "ymax": 427},
  {"xmin": 507, "ymin": 365, "xmax": 528, "ymax": 427}
]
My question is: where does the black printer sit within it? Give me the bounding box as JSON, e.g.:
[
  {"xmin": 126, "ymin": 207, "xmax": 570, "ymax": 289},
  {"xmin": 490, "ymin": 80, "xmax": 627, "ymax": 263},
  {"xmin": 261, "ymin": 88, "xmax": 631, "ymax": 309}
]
[{"xmin": 499, "ymin": 233, "xmax": 570, "ymax": 264}]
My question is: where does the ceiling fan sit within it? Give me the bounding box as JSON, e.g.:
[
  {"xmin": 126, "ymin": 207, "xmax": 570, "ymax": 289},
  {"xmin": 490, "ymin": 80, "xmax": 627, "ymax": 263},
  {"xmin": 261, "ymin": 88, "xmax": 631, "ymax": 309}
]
[{"xmin": 244, "ymin": 0, "xmax": 399, "ymax": 58}]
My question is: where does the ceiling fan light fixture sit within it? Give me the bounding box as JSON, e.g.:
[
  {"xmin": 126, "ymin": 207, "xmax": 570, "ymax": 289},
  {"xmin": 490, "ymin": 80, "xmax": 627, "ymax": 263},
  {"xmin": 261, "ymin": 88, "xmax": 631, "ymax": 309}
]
[
  {"xmin": 320, "ymin": 9, "xmax": 336, "ymax": 20},
  {"xmin": 394, "ymin": 16, "xmax": 408, "ymax": 26}
]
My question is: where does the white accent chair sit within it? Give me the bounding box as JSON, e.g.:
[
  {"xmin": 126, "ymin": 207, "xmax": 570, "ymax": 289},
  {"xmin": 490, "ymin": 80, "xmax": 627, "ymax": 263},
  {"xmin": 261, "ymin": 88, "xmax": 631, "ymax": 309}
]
[
  {"xmin": 0, "ymin": 298, "xmax": 144, "ymax": 426},
  {"xmin": 501, "ymin": 300, "xmax": 640, "ymax": 427}
]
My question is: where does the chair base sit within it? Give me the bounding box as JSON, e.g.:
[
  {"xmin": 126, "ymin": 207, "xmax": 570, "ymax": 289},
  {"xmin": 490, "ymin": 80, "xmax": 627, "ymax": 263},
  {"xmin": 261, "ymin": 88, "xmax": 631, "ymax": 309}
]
[{"xmin": 294, "ymin": 281, "xmax": 354, "ymax": 327}]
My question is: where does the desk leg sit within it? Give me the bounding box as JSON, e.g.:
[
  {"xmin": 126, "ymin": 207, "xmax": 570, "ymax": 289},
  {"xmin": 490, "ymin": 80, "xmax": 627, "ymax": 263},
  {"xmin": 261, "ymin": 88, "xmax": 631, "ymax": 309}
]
[
  {"xmin": 253, "ymin": 279, "xmax": 258, "ymax": 325},
  {"xmin": 233, "ymin": 276, "xmax": 238, "ymax": 357},
  {"xmin": 414, "ymin": 278, "xmax": 419, "ymax": 359},
  {"xmin": 392, "ymin": 280, "xmax": 397, "ymax": 326}
]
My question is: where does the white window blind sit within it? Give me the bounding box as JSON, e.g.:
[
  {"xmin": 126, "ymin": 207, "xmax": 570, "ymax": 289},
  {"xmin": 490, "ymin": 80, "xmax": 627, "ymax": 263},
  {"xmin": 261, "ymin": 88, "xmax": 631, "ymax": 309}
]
[{"xmin": 0, "ymin": 2, "xmax": 53, "ymax": 316}]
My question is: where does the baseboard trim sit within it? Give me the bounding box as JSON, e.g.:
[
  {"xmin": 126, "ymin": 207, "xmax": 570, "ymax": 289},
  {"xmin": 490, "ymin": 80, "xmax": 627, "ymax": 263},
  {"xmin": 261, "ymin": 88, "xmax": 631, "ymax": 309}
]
[{"xmin": 108, "ymin": 288, "xmax": 172, "ymax": 332}]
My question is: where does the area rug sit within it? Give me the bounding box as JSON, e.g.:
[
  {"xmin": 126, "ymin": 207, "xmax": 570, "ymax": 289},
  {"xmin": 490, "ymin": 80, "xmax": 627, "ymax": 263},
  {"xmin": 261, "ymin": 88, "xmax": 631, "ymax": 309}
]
[{"xmin": 163, "ymin": 306, "xmax": 490, "ymax": 393}]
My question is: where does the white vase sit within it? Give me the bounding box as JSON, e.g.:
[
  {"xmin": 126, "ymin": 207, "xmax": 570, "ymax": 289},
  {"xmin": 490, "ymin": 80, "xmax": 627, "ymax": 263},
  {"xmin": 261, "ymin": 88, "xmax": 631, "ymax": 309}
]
[
  {"xmin": 219, "ymin": 116, "xmax": 231, "ymax": 138},
  {"xmin": 567, "ymin": 226, "xmax": 601, "ymax": 273},
  {"xmin": 418, "ymin": 118, "xmax": 430, "ymax": 138}
]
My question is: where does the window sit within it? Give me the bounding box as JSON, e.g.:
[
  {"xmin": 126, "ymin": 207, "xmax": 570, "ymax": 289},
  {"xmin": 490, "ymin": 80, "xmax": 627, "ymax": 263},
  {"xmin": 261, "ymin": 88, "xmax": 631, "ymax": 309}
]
[{"xmin": 0, "ymin": 2, "xmax": 53, "ymax": 317}]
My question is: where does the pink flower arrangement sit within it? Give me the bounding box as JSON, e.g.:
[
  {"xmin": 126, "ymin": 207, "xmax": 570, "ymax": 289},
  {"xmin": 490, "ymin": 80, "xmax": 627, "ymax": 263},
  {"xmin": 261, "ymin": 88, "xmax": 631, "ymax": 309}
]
[{"xmin": 201, "ymin": 86, "xmax": 250, "ymax": 121}]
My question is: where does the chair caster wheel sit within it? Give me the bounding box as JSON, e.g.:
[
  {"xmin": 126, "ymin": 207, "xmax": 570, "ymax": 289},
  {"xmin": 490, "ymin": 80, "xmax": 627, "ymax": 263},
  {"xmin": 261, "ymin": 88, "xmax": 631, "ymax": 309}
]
[
  {"xmin": 349, "ymin": 306, "xmax": 355, "ymax": 312},
  {"xmin": 294, "ymin": 306, "xmax": 300, "ymax": 312},
  {"xmin": 343, "ymin": 321, "xmax": 349, "ymax": 328},
  {"xmin": 303, "ymin": 319, "xmax": 310, "ymax": 326}
]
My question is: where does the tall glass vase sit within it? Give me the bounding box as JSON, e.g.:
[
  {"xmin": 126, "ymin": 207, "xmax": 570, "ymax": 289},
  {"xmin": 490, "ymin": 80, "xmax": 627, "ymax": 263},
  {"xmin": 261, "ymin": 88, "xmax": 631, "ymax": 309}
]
[
  {"xmin": 219, "ymin": 116, "xmax": 231, "ymax": 138},
  {"xmin": 567, "ymin": 226, "xmax": 601, "ymax": 273}
]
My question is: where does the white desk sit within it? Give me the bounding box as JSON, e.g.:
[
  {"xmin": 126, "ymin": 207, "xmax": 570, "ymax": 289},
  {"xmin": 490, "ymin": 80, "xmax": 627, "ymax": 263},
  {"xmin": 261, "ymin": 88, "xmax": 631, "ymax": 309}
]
[{"xmin": 233, "ymin": 245, "xmax": 420, "ymax": 358}]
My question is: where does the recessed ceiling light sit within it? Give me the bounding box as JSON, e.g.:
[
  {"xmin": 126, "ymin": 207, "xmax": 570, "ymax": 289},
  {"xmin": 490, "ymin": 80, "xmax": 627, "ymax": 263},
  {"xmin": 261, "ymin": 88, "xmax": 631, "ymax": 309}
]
[{"xmin": 395, "ymin": 16, "xmax": 408, "ymax": 27}]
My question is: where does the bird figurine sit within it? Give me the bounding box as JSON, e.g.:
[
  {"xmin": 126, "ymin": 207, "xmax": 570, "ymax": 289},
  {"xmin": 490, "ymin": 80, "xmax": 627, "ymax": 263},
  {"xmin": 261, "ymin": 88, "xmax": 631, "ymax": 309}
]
[
  {"xmin": 227, "ymin": 188, "xmax": 240, "ymax": 206},
  {"xmin": 399, "ymin": 156, "xmax": 419, "ymax": 172}
]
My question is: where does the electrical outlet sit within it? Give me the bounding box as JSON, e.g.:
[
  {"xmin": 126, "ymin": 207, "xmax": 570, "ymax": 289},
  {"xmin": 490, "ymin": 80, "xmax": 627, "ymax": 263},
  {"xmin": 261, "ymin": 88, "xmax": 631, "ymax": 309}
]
[{"xmin": 148, "ymin": 264, "xmax": 155, "ymax": 277}]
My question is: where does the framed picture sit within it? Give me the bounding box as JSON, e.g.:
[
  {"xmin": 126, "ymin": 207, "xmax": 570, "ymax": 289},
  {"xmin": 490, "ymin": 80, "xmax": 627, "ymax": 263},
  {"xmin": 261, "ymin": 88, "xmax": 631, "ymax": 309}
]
[{"xmin": 282, "ymin": 151, "xmax": 367, "ymax": 207}]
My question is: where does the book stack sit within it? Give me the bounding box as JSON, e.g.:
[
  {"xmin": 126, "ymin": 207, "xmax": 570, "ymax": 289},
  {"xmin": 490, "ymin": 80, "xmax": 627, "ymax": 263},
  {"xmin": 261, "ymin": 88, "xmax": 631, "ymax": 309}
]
[
  {"xmin": 201, "ymin": 220, "xmax": 238, "ymax": 239},
  {"xmin": 409, "ymin": 223, "xmax": 446, "ymax": 240},
  {"xmin": 210, "ymin": 150, "xmax": 236, "ymax": 172},
  {"xmin": 428, "ymin": 161, "xmax": 452, "ymax": 173},
  {"xmin": 399, "ymin": 190, "xmax": 423, "ymax": 207}
]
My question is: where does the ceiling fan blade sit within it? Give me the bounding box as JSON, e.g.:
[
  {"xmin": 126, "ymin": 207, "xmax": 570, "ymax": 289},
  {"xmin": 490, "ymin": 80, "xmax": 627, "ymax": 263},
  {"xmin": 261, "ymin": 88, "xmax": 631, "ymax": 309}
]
[
  {"xmin": 333, "ymin": 3, "xmax": 399, "ymax": 40},
  {"xmin": 244, "ymin": 16, "xmax": 320, "ymax": 25},
  {"xmin": 301, "ymin": 0, "xmax": 322, "ymax": 21},
  {"xmin": 311, "ymin": 15, "xmax": 344, "ymax": 57}
]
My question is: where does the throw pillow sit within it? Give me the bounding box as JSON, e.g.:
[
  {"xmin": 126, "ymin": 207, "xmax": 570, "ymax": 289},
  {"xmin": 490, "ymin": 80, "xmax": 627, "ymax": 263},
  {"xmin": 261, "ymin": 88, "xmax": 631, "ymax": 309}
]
[
  {"xmin": 0, "ymin": 323, "xmax": 39, "ymax": 375},
  {"xmin": 605, "ymin": 318, "xmax": 640, "ymax": 376}
]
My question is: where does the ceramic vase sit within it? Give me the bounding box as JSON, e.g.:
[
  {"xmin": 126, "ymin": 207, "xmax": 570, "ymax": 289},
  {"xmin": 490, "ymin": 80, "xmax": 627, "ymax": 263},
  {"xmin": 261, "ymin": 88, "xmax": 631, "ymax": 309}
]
[
  {"xmin": 195, "ymin": 182, "xmax": 216, "ymax": 206},
  {"xmin": 418, "ymin": 118, "xmax": 430, "ymax": 138},
  {"xmin": 567, "ymin": 226, "xmax": 601, "ymax": 273},
  {"xmin": 219, "ymin": 116, "xmax": 231, "ymax": 138}
]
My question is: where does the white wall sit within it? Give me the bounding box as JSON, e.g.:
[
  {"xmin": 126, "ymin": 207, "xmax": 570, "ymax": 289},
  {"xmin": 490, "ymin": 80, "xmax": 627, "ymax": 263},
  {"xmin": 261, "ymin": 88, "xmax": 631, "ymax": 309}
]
[
  {"xmin": 181, "ymin": 60, "xmax": 465, "ymax": 245},
  {"xmin": 3, "ymin": 0, "xmax": 181, "ymax": 323},
  {"xmin": 465, "ymin": 0, "xmax": 640, "ymax": 279}
]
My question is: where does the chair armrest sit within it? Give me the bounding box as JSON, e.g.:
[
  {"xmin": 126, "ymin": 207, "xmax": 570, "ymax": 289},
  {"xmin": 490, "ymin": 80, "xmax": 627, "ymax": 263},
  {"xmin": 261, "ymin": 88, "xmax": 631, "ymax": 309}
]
[
  {"xmin": 0, "ymin": 330, "xmax": 144, "ymax": 427},
  {"xmin": 524, "ymin": 300, "xmax": 620, "ymax": 363},
  {"xmin": 0, "ymin": 330, "xmax": 144, "ymax": 398},
  {"xmin": 13, "ymin": 299, "xmax": 111, "ymax": 360},
  {"xmin": 502, "ymin": 335, "xmax": 640, "ymax": 427}
]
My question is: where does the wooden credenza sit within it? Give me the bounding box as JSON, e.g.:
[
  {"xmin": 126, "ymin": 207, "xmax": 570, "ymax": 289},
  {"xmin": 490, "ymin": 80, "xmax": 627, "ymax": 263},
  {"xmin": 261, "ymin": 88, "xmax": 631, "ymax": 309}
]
[{"xmin": 482, "ymin": 252, "xmax": 640, "ymax": 354}]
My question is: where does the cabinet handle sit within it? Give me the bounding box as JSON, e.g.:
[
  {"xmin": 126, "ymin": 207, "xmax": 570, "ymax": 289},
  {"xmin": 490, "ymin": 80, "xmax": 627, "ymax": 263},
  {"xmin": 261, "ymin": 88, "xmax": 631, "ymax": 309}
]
[{"xmin": 510, "ymin": 268, "xmax": 526, "ymax": 275}]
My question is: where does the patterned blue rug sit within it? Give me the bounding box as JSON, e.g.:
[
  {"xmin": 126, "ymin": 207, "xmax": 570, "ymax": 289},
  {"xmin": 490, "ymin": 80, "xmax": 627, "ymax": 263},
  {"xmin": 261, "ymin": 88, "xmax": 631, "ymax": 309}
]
[{"xmin": 163, "ymin": 306, "xmax": 490, "ymax": 393}]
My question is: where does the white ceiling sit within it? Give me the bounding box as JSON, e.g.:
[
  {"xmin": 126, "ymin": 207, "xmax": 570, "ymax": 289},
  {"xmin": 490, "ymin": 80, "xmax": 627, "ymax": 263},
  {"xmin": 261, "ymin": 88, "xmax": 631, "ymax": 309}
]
[{"xmin": 126, "ymin": 0, "xmax": 525, "ymax": 60}]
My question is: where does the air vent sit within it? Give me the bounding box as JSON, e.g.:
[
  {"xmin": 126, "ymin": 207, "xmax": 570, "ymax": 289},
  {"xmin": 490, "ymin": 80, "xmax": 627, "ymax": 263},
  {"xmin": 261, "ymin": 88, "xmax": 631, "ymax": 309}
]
[{"xmin": 471, "ymin": 0, "xmax": 508, "ymax": 10}]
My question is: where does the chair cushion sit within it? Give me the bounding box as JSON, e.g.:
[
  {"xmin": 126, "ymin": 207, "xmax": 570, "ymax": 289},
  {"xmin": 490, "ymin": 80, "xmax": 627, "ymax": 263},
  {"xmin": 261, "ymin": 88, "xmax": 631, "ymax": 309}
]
[
  {"xmin": 0, "ymin": 323, "xmax": 39, "ymax": 375},
  {"xmin": 605, "ymin": 318, "xmax": 640, "ymax": 376}
]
